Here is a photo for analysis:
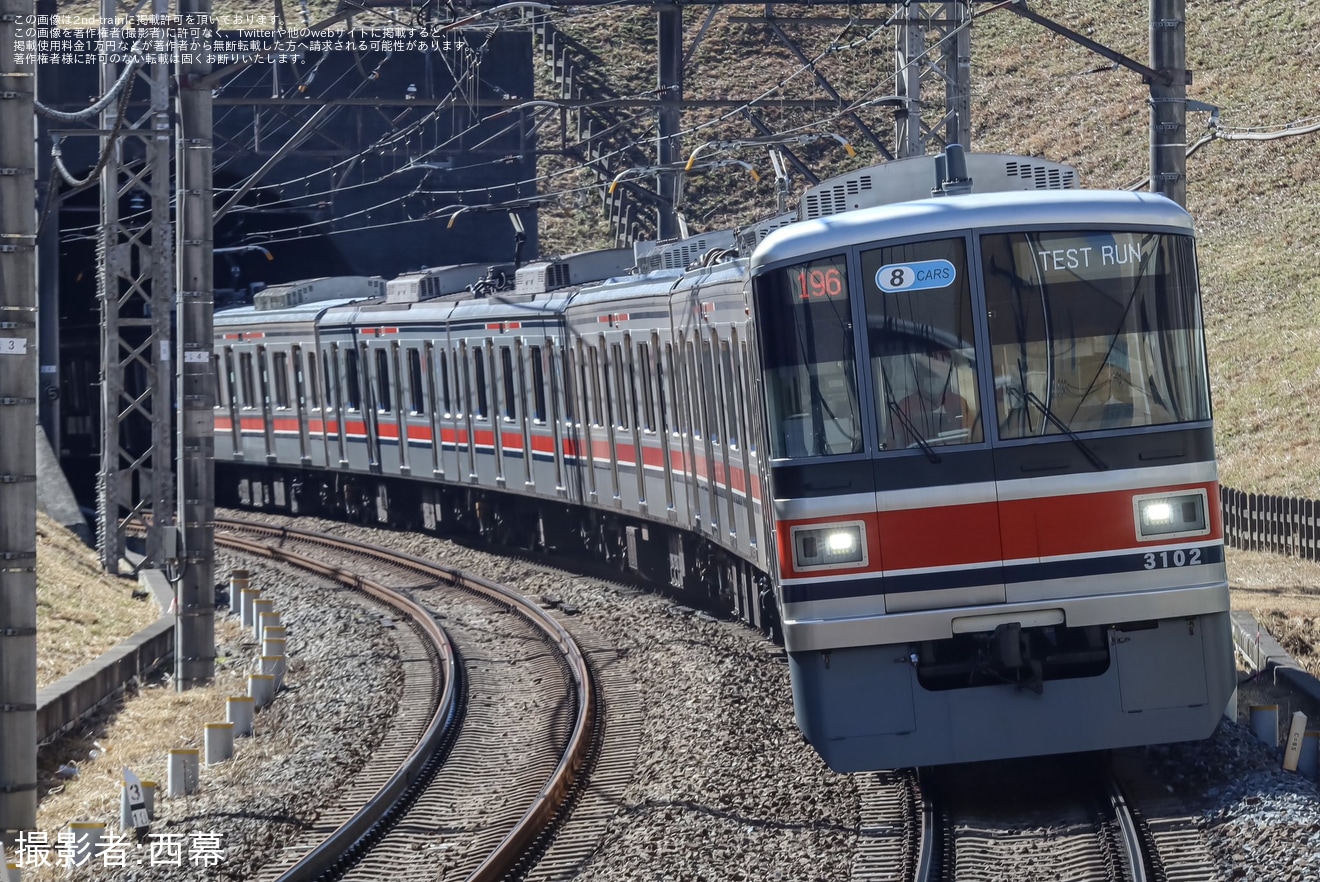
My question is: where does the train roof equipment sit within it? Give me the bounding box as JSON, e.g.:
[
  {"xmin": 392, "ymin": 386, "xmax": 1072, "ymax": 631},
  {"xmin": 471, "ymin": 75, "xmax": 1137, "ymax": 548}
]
[
  {"xmin": 252, "ymin": 276, "xmax": 385, "ymax": 311},
  {"xmin": 384, "ymin": 264, "xmax": 493, "ymax": 303},
  {"xmin": 514, "ymin": 248, "xmax": 635, "ymax": 296}
]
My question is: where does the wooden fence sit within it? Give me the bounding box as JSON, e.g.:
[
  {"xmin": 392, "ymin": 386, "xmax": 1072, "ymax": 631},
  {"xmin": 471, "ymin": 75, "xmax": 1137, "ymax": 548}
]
[{"xmin": 1221, "ymin": 486, "xmax": 1320, "ymax": 560}]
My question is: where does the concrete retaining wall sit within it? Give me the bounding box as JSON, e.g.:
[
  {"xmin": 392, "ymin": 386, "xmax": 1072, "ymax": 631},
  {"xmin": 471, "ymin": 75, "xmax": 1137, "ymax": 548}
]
[{"xmin": 35, "ymin": 570, "xmax": 174, "ymax": 746}]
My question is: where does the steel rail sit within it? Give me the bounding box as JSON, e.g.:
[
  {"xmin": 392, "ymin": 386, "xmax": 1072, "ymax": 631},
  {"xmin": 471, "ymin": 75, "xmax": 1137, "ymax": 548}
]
[{"xmin": 216, "ymin": 517, "xmax": 598, "ymax": 881}]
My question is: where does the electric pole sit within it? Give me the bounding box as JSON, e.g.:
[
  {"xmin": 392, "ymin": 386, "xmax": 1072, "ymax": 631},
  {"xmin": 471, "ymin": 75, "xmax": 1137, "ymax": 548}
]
[
  {"xmin": 1150, "ymin": 0, "xmax": 1187, "ymax": 206},
  {"xmin": 176, "ymin": 0, "xmax": 216, "ymax": 688},
  {"xmin": 0, "ymin": 0, "xmax": 39, "ymax": 844}
]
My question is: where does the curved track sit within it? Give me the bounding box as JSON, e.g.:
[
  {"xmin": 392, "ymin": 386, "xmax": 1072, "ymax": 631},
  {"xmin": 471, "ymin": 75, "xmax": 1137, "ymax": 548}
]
[{"xmin": 214, "ymin": 518, "xmax": 601, "ymax": 881}]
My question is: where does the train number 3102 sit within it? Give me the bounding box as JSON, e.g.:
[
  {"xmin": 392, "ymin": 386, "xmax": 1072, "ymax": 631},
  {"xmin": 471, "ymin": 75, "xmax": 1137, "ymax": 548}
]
[{"xmin": 1143, "ymin": 548, "xmax": 1202, "ymax": 569}]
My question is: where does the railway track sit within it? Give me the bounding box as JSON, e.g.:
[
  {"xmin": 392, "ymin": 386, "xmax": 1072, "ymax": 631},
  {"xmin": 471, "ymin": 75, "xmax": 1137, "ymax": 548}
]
[
  {"xmin": 213, "ymin": 518, "xmax": 605, "ymax": 881},
  {"xmin": 916, "ymin": 753, "xmax": 1215, "ymax": 882}
]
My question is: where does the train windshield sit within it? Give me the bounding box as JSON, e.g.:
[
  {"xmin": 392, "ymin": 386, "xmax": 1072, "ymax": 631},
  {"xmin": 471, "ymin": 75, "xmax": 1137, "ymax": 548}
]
[
  {"xmin": 860, "ymin": 237, "xmax": 983, "ymax": 450},
  {"xmin": 756, "ymin": 255, "xmax": 864, "ymax": 458},
  {"xmin": 982, "ymin": 230, "xmax": 1210, "ymax": 439}
]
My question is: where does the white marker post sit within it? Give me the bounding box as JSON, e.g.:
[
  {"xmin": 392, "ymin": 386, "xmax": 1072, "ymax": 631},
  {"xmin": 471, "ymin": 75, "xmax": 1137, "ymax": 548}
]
[
  {"xmin": 1283, "ymin": 711, "xmax": 1308, "ymax": 772},
  {"xmin": 121, "ymin": 768, "xmax": 151, "ymax": 835}
]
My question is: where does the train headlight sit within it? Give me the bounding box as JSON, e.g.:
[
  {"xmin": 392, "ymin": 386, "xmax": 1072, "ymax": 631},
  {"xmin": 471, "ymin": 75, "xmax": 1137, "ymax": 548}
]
[
  {"xmin": 1133, "ymin": 490, "xmax": 1209, "ymax": 540},
  {"xmin": 791, "ymin": 522, "xmax": 866, "ymax": 570}
]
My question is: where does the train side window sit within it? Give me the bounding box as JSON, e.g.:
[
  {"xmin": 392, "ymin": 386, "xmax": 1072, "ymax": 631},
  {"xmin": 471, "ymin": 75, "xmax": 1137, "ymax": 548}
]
[
  {"xmin": 637, "ymin": 343, "xmax": 654, "ymax": 432},
  {"xmin": 222, "ymin": 349, "xmax": 237, "ymax": 408},
  {"xmin": 257, "ymin": 347, "xmax": 272, "ymax": 407},
  {"xmin": 375, "ymin": 348, "xmax": 392, "ymax": 412},
  {"xmin": 344, "ymin": 347, "xmax": 361, "ymax": 410},
  {"xmin": 306, "ymin": 350, "xmax": 320, "ymax": 409},
  {"xmin": 292, "ymin": 347, "xmax": 306, "ymax": 409},
  {"xmin": 273, "ymin": 352, "xmax": 290, "ymax": 409},
  {"xmin": 588, "ymin": 345, "xmax": 604, "ymax": 428},
  {"xmin": 659, "ymin": 342, "xmax": 672, "ymax": 433},
  {"xmin": 407, "ymin": 348, "xmax": 425, "ymax": 414},
  {"xmin": 473, "ymin": 346, "xmax": 489, "ymax": 418},
  {"xmin": 530, "ymin": 345, "xmax": 547, "ymax": 423},
  {"xmin": 323, "ymin": 350, "xmax": 337, "ymax": 409},
  {"xmin": 700, "ymin": 337, "xmax": 717, "ymax": 443},
  {"xmin": 438, "ymin": 350, "xmax": 453, "ymax": 416},
  {"xmin": 611, "ymin": 342, "xmax": 629, "ymax": 430},
  {"xmin": 738, "ymin": 339, "xmax": 755, "ymax": 454},
  {"xmin": 719, "ymin": 339, "xmax": 738, "ymax": 448},
  {"xmin": 500, "ymin": 346, "xmax": 517, "ymax": 420},
  {"xmin": 239, "ymin": 352, "xmax": 255, "ymax": 408}
]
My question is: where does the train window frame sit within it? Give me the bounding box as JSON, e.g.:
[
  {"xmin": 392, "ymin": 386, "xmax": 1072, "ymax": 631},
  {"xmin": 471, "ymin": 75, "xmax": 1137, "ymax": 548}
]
[
  {"xmin": 437, "ymin": 348, "xmax": 453, "ymax": 417},
  {"xmin": 611, "ymin": 341, "xmax": 630, "ymax": 431},
  {"xmin": 291, "ymin": 346, "xmax": 306, "ymax": 410},
  {"xmin": 323, "ymin": 349, "xmax": 338, "ymax": 410},
  {"xmin": 374, "ymin": 347, "xmax": 393, "ymax": 413},
  {"xmin": 980, "ymin": 228, "xmax": 1211, "ymax": 440},
  {"xmin": 272, "ymin": 351, "xmax": 290, "ymax": 410},
  {"xmin": 500, "ymin": 345, "xmax": 517, "ymax": 421},
  {"xmin": 343, "ymin": 346, "xmax": 362, "ymax": 411},
  {"xmin": 305, "ymin": 349, "xmax": 320, "ymax": 409},
  {"xmin": 238, "ymin": 352, "xmax": 255, "ymax": 408},
  {"xmin": 637, "ymin": 342, "xmax": 655, "ymax": 433},
  {"xmin": 719, "ymin": 336, "xmax": 738, "ymax": 450},
  {"xmin": 700, "ymin": 336, "xmax": 718, "ymax": 445},
  {"xmin": 738, "ymin": 337, "xmax": 756, "ymax": 455},
  {"xmin": 407, "ymin": 347, "xmax": 425, "ymax": 415},
  {"xmin": 257, "ymin": 346, "xmax": 272, "ymax": 408},
  {"xmin": 755, "ymin": 253, "xmax": 864, "ymax": 459},
  {"xmin": 530, "ymin": 344, "xmax": 547, "ymax": 424},
  {"xmin": 660, "ymin": 341, "xmax": 673, "ymax": 434},
  {"xmin": 588, "ymin": 344, "xmax": 604, "ymax": 429},
  {"xmin": 222, "ymin": 348, "xmax": 237, "ymax": 409},
  {"xmin": 472, "ymin": 344, "xmax": 489, "ymax": 419}
]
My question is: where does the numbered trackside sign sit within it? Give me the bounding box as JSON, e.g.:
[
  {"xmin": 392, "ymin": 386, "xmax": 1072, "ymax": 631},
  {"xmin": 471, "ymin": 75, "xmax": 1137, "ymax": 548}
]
[
  {"xmin": 123, "ymin": 767, "xmax": 150, "ymax": 830},
  {"xmin": 876, "ymin": 259, "xmax": 956, "ymax": 293}
]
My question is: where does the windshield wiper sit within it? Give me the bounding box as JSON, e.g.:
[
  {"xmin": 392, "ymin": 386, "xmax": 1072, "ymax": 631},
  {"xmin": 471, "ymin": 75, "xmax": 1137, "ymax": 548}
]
[
  {"xmin": 1020, "ymin": 390, "xmax": 1108, "ymax": 471},
  {"xmin": 887, "ymin": 399, "xmax": 941, "ymax": 464}
]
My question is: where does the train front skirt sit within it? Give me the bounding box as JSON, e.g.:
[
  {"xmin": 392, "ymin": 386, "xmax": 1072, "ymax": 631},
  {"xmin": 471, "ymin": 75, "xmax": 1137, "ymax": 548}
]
[{"xmin": 788, "ymin": 608, "xmax": 1235, "ymax": 771}]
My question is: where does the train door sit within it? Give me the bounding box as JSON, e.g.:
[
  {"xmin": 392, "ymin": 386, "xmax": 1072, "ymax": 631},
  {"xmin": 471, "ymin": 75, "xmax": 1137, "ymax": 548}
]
[
  {"xmin": 716, "ymin": 332, "xmax": 739, "ymax": 542},
  {"xmin": 676, "ymin": 333, "xmax": 701, "ymax": 529},
  {"xmin": 625, "ymin": 335, "xmax": 647, "ymax": 513},
  {"xmin": 423, "ymin": 342, "xmax": 443, "ymax": 478},
  {"xmin": 358, "ymin": 340, "xmax": 383, "ymax": 471},
  {"xmin": 494, "ymin": 341, "xmax": 515, "ymax": 488},
  {"xmin": 222, "ymin": 347, "xmax": 242, "ymax": 457},
  {"xmin": 256, "ymin": 345, "xmax": 275, "ymax": 462},
  {"xmin": 517, "ymin": 340, "xmax": 536, "ymax": 491},
  {"xmin": 602, "ymin": 338, "xmax": 623, "ymax": 506},
  {"xmin": 579, "ymin": 339, "xmax": 600, "ymax": 503},
  {"xmin": 388, "ymin": 343, "xmax": 410, "ymax": 475},
  {"xmin": 302, "ymin": 346, "xmax": 324, "ymax": 466},
  {"xmin": 658, "ymin": 338, "xmax": 677, "ymax": 519},
  {"xmin": 855, "ymin": 234, "xmax": 1005, "ymax": 609},
  {"xmin": 543, "ymin": 341, "xmax": 568, "ymax": 497},
  {"xmin": 290, "ymin": 346, "xmax": 310, "ymax": 463},
  {"xmin": 404, "ymin": 345, "xmax": 427, "ymax": 477},
  {"xmin": 326, "ymin": 346, "xmax": 347, "ymax": 467},
  {"xmin": 460, "ymin": 341, "xmax": 480, "ymax": 482},
  {"xmin": 697, "ymin": 335, "xmax": 721, "ymax": 535},
  {"xmin": 554, "ymin": 340, "xmax": 580, "ymax": 501}
]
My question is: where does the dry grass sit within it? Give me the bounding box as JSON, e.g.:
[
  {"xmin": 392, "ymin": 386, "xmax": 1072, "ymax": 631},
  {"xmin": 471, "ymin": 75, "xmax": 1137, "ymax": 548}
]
[
  {"xmin": 36, "ymin": 513, "xmax": 160, "ymax": 689},
  {"xmin": 29, "ymin": 618, "xmax": 251, "ymax": 876}
]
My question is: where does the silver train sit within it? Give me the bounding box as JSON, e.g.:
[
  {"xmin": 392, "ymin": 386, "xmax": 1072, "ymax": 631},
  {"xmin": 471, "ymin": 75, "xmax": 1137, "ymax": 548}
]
[{"xmin": 214, "ymin": 149, "xmax": 1235, "ymax": 770}]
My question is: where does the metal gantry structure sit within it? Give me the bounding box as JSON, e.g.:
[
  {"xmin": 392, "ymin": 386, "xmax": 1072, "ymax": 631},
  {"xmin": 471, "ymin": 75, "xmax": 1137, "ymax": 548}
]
[{"xmin": 96, "ymin": 0, "xmax": 177, "ymax": 574}]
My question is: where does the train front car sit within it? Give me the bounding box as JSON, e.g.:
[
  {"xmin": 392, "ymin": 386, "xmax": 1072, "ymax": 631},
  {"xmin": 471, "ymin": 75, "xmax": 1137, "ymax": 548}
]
[{"xmin": 750, "ymin": 188, "xmax": 1234, "ymax": 771}]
